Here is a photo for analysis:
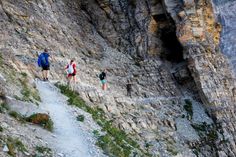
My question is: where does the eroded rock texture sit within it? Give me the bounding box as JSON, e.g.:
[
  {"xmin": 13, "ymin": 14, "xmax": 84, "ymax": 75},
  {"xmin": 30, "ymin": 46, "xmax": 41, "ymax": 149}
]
[
  {"xmin": 164, "ymin": 0, "xmax": 236, "ymax": 156},
  {"xmin": 0, "ymin": 0, "xmax": 235, "ymax": 156}
]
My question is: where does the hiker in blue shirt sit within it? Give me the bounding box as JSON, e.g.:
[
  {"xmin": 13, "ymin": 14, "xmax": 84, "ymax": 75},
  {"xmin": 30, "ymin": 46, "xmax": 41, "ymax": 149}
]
[{"xmin": 38, "ymin": 48, "xmax": 51, "ymax": 81}]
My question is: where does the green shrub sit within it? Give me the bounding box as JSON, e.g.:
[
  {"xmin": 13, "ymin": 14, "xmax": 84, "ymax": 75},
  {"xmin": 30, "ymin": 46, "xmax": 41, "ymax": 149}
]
[
  {"xmin": 167, "ymin": 144, "xmax": 178, "ymax": 156},
  {"xmin": 9, "ymin": 111, "xmax": 26, "ymax": 122},
  {"xmin": 21, "ymin": 87, "xmax": 31, "ymax": 101},
  {"xmin": 0, "ymin": 103, "xmax": 9, "ymax": 113},
  {"xmin": 93, "ymin": 130, "xmax": 100, "ymax": 137},
  {"xmin": 35, "ymin": 146, "xmax": 51, "ymax": 154},
  {"xmin": 0, "ymin": 126, "xmax": 3, "ymax": 132},
  {"xmin": 184, "ymin": 99, "xmax": 193, "ymax": 119},
  {"xmin": 192, "ymin": 122, "xmax": 218, "ymax": 146},
  {"xmin": 19, "ymin": 76, "xmax": 41, "ymax": 102},
  {"xmin": 76, "ymin": 115, "xmax": 85, "ymax": 122},
  {"xmin": 20, "ymin": 72, "xmax": 27, "ymax": 77}
]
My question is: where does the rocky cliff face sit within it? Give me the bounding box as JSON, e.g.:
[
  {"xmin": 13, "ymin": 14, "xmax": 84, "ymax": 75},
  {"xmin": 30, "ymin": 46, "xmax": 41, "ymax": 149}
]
[
  {"xmin": 164, "ymin": 0, "xmax": 236, "ymax": 156},
  {"xmin": 0, "ymin": 0, "xmax": 236, "ymax": 156},
  {"xmin": 212, "ymin": 0, "xmax": 236, "ymax": 73}
]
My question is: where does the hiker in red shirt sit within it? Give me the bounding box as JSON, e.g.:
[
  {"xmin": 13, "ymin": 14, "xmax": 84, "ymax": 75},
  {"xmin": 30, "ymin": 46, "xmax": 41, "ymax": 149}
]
[{"xmin": 65, "ymin": 59, "xmax": 77, "ymax": 90}]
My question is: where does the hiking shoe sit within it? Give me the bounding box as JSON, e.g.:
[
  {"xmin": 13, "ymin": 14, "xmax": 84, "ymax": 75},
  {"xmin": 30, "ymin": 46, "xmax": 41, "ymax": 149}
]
[{"xmin": 46, "ymin": 78, "xmax": 49, "ymax": 81}]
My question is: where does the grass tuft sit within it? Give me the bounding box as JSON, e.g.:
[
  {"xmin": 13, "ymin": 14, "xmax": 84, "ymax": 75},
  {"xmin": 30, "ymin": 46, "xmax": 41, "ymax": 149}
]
[
  {"xmin": 76, "ymin": 115, "xmax": 85, "ymax": 122},
  {"xmin": 20, "ymin": 72, "xmax": 27, "ymax": 77},
  {"xmin": 9, "ymin": 111, "xmax": 26, "ymax": 123},
  {"xmin": 0, "ymin": 103, "xmax": 9, "ymax": 113},
  {"xmin": 19, "ymin": 75, "xmax": 41, "ymax": 102},
  {"xmin": 184, "ymin": 99, "xmax": 193, "ymax": 120},
  {"xmin": 93, "ymin": 130, "xmax": 100, "ymax": 137},
  {"xmin": 7, "ymin": 137, "xmax": 27, "ymax": 156},
  {"xmin": 0, "ymin": 126, "xmax": 3, "ymax": 132},
  {"xmin": 35, "ymin": 146, "xmax": 52, "ymax": 154},
  {"xmin": 191, "ymin": 122, "xmax": 219, "ymax": 149}
]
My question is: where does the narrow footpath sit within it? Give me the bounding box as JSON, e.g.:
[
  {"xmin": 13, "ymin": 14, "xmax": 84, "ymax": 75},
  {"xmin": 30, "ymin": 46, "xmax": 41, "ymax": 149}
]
[{"xmin": 36, "ymin": 80, "xmax": 106, "ymax": 157}]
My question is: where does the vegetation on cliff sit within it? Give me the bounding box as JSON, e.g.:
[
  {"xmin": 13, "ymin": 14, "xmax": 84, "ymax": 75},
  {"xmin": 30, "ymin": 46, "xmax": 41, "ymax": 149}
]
[{"xmin": 57, "ymin": 83, "xmax": 150, "ymax": 157}]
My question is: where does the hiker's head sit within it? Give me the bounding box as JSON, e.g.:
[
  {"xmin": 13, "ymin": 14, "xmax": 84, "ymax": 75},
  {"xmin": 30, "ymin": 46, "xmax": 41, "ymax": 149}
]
[
  {"xmin": 44, "ymin": 48, "xmax": 48, "ymax": 52},
  {"xmin": 70, "ymin": 59, "xmax": 75, "ymax": 63}
]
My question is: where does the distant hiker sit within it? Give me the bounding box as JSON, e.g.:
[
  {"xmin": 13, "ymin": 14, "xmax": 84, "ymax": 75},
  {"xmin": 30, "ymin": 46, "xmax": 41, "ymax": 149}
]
[
  {"xmin": 38, "ymin": 48, "xmax": 51, "ymax": 81},
  {"xmin": 99, "ymin": 69, "xmax": 107, "ymax": 90},
  {"xmin": 126, "ymin": 80, "xmax": 132, "ymax": 98},
  {"xmin": 65, "ymin": 59, "xmax": 77, "ymax": 90}
]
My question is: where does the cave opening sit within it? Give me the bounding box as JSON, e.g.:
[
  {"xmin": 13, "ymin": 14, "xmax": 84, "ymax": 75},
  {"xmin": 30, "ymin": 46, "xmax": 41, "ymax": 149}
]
[
  {"xmin": 153, "ymin": 13, "xmax": 184, "ymax": 63},
  {"xmin": 160, "ymin": 25, "xmax": 184, "ymax": 63}
]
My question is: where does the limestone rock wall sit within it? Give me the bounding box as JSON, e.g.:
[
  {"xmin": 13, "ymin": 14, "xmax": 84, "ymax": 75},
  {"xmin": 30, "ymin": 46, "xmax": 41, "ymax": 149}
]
[{"xmin": 163, "ymin": 0, "xmax": 236, "ymax": 156}]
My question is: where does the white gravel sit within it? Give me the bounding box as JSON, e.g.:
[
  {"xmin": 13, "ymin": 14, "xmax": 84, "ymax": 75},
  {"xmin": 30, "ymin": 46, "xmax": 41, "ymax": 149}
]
[{"xmin": 36, "ymin": 80, "xmax": 106, "ymax": 157}]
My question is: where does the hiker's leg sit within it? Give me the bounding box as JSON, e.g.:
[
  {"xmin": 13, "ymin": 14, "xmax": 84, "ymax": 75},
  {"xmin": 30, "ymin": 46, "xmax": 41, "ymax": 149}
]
[
  {"xmin": 128, "ymin": 91, "xmax": 131, "ymax": 97},
  {"xmin": 45, "ymin": 70, "xmax": 49, "ymax": 79},
  {"xmin": 42, "ymin": 70, "xmax": 46, "ymax": 80},
  {"xmin": 71, "ymin": 75, "xmax": 76, "ymax": 91},
  {"xmin": 68, "ymin": 76, "xmax": 72, "ymax": 88},
  {"xmin": 67, "ymin": 78, "xmax": 69, "ymax": 86},
  {"xmin": 73, "ymin": 75, "xmax": 76, "ymax": 84},
  {"xmin": 127, "ymin": 90, "xmax": 130, "ymax": 97},
  {"xmin": 67, "ymin": 76, "xmax": 70, "ymax": 85},
  {"xmin": 101, "ymin": 80, "xmax": 104, "ymax": 90},
  {"xmin": 105, "ymin": 83, "xmax": 107, "ymax": 90},
  {"xmin": 103, "ymin": 83, "xmax": 107, "ymax": 90},
  {"xmin": 42, "ymin": 70, "xmax": 44, "ymax": 80}
]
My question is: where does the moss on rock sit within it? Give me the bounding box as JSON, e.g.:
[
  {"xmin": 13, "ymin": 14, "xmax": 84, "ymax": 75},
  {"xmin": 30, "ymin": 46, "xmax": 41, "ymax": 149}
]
[{"xmin": 26, "ymin": 113, "xmax": 53, "ymax": 131}]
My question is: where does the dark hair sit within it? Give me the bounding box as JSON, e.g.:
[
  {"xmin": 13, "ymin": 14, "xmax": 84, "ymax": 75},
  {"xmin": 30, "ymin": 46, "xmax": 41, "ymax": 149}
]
[
  {"xmin": 70, "ymin": 59, "xmax": 75, "ymax": 63},
  {"xmin": 44, "ymin": 48, "xmax": 48, "ymax": 52}
]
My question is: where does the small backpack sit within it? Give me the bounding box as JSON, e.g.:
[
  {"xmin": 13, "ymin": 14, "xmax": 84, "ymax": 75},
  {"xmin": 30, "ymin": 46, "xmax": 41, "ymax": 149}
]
[
  {"xmin": 67, "ymin": 64, "xmax": 74, "ymax": 74},
  {"xmin": 38, "ymin": 53, "xmax": 49, "ymax": 67}
]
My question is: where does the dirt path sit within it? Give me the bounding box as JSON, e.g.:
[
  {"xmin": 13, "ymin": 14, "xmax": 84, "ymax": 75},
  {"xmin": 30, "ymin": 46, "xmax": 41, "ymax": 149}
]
[{"xmin": 36, "ymin": 80, "xmax": 106, "ymax": 157}]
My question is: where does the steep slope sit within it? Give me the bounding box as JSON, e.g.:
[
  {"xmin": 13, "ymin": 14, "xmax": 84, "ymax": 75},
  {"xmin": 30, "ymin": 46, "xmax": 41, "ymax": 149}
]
[{"xmin": 0, "ymin": 0, "xmax": 235, "ymax": 157}]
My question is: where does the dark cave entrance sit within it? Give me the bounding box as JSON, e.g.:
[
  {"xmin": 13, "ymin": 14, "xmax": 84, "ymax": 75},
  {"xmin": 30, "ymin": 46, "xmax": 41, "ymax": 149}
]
[
  {"xmin": 160, "ymin": 26, "xmax": 184, "ymax": 63},
  {"xmin": 153, "ymin": 14, "xmax": 184, "ymax": 63}
]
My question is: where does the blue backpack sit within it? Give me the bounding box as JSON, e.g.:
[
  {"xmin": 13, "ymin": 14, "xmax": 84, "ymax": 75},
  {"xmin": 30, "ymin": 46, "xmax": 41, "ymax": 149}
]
[{"xmin": 38, "ymin": 53, "xmax": 49, "ymax": 67}]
